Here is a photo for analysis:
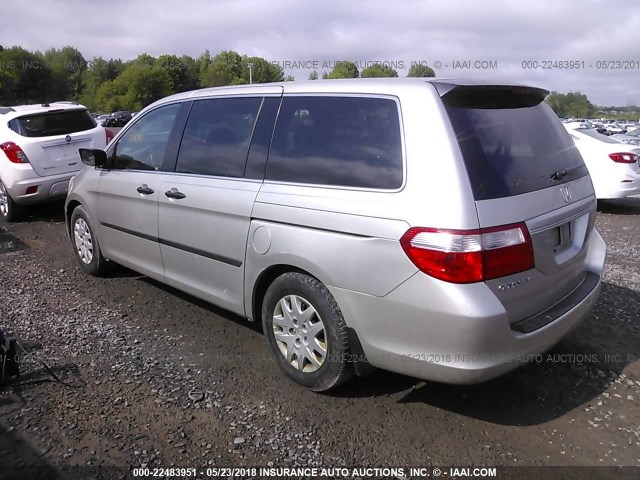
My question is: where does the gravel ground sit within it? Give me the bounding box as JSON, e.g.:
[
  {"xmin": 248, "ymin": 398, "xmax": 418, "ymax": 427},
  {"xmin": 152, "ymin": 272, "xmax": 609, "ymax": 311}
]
[{"xmin": 0, "ymin": 198, "xmax": 639, "ymax": 479}]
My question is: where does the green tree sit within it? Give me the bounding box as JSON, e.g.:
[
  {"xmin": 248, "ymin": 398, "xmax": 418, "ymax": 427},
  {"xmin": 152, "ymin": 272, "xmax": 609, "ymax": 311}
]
[
  {"xmin": 546, "ymin": 91, "xmax": 594, "ymax": 118},
  {"xmin": 308, "ymin": 70, "xmax": 319, "ymax": 80},
  {"xmin": 201, "ymin": 50, "xmax": 244, "ymax": 87},
  {"xmin": 79, "ymin": 57, "xmax": 124, "ymax": 110},
  {"xmin": 93, "ymin": 62, "xmax": 170, "ymax": 111},
  {"xmin": 157, "ymin": 54, "xmax": 188, "ymax": 94},
  {"xmin": 0, "ymin": 47, "xmax": 51, "ymax": 104},
  {"xmin": 361, "ymin": 64, "xmax": 398, "ymax": 78},
  {"xmin": 197, "ymin": 50, "xmax": 212, "ymax": 87},
  {"xmin": 241, "ymin": 56, "xmax": 284, "ymax": 84},
  {"xmin": 130, "ymin": 53, "xmax": 156, "ymax": 68},
  {"xmin": 93, "ymin": 79, "xmax": 124, "ymax": 112},
  {"xmin": 43, "ymin": 46, "xmax": 87, "ymax": 100},
  {"xmin": 407, "ymin": 64, "xmax": 435, "ymax": 77},
  {"xmin": 180, "ymin": 55, "xmax": 200, "ymax": 91},
  {"xmin": 323, "ymin": 61, "xmax": 359, "ymax": 79}
]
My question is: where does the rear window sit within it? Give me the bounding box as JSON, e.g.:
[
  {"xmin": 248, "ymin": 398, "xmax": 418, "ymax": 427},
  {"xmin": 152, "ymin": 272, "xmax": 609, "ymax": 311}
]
[
  {"xmin": 266, "ymin": 96, "xmax": 403, "ymax": 189},
  {"xmin": 443, "ymin": 87, "xmax": 588, "ymax": 200},
  {"xmin": 9, "ymin": 109, "xmax": 97, "ymax": 137}
]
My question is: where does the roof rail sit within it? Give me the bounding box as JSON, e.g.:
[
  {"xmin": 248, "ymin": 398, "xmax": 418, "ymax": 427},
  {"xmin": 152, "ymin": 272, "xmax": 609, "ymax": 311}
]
[{"xmin": 40, "ymin": 101, "xmax": 80, "ymax": 108}]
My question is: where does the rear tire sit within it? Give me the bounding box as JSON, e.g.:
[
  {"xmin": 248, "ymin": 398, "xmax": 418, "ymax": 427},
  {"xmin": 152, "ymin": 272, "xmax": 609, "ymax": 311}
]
[
  {"xmin": 70, "ymin": 205, "xmax": 111, "ymax": 276},
  {"xmin": 262, "ymin": 272, "xmax": 354, "ymax": 392},
  {"xmin": 0, "ymin": 180, "xmax": 25, "ymax": 222}
]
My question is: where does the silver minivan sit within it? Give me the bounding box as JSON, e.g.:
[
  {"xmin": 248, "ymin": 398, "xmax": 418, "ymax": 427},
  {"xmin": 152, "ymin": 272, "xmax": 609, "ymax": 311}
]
[{"xmin": 65, "ymin": 79, "xmax": 606, "ymax": 391}]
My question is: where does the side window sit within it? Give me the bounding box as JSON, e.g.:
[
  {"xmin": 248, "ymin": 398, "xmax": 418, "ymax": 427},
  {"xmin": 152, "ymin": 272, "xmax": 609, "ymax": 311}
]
[
  {"xmin": 111, "ymin": 104, "xmax": 180, "ymax": 171},
  {"xmin": 175, "ymin": 97, "xmax": 262, "ymax": 177},
  {"xmin": 266, "ymin": 96, "xmax": 403, "ymax": 189}
]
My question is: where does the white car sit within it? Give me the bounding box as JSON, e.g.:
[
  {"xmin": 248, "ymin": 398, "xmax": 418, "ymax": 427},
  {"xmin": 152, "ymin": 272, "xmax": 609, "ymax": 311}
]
[
  {"xmin": 0, "ymin": 102, "xmax": 111, "ymax": 221},
  {"xmin": 611, "ymin": 126, "xmax": 640, "ymax": 146},
  {"xmin": 564, "ymin": 122, "xmax": 640, "ymax": 199},
  {"xmin": 604, "ymin": 122, "xmax": 626, "ymax": 134}
]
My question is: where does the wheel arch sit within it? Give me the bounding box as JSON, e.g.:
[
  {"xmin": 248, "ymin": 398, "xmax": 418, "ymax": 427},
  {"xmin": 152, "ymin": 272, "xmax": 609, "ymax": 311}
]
[
  {"xmin": 250, "ymin": 264, "xmax": 318, "ymax": 324},
  {"xmin": 65, "ymin": 200, "xmax": 82, "ymax": 237}
]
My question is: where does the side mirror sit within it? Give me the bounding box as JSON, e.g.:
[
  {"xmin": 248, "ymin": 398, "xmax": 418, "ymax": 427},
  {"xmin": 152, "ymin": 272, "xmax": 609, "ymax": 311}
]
[{"xmin": 79, "ymin": 148, "xmax": 108, "ymax": 168}]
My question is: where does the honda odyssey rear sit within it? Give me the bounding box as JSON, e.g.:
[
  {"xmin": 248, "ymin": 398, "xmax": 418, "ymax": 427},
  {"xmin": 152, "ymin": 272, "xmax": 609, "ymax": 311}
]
[{"xmin": 65, "ymin": 78, "xmax": 606, "ymax": 391}]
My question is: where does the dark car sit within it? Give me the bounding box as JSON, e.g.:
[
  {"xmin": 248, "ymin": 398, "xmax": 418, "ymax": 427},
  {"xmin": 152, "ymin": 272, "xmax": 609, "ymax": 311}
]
[{"xmin": 104, "ymin": 111, "xmax": 132, "ymax": 127}]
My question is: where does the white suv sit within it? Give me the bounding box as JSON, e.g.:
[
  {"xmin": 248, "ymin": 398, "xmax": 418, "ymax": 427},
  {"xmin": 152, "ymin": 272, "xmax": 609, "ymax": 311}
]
[{"xmin": 0, "ymin": 102, "xmax": 110, "ymax": 221}]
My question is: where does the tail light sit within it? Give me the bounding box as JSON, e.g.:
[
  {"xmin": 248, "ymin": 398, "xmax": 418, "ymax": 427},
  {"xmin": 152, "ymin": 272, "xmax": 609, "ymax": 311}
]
[
  {"xmin": 609, "ymin": 152, "xmax": 638, "ymax": 164},
  {"xmin": 0, "ymin": 142, "xmax": 30, "ymax": 164},
  {"xmin": 105, "ymin": 128, "xmax": 115, "ymax": 145},
  {"xmin": 400, "ymin": 222, "xmax": 534, "ymax": 284}
]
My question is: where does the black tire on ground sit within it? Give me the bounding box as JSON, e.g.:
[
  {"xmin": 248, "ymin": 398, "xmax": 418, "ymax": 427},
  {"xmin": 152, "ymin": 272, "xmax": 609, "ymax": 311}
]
[
  {"xmin": 69, "ymin": 205, "xmax": 111, "ymax": 276},
  {"xmin": 262, "ymin": 272, "xmax": 354, "ymax": 392},
  {"xmin": 0, "ymin": 180, "xmax": 25, "ymax": 222}
]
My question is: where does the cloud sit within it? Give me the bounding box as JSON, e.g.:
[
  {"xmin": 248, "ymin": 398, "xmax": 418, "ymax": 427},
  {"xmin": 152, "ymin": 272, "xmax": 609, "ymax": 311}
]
[{"xmin": 2, "ymin": 0, "xmax": 640, "ymax": 104}]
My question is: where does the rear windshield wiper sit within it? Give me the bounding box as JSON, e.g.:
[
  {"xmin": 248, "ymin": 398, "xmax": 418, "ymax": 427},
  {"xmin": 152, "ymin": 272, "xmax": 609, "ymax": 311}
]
[{"xmin": 550, "ymin": 165, "xmax": 581, "ymax": 181}]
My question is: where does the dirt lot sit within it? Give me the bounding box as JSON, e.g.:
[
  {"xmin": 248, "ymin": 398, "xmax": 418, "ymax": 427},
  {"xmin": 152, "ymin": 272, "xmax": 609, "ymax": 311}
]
[{"xmin": 0, "ymin": 198, "xmax": 639, "ymax": 479}]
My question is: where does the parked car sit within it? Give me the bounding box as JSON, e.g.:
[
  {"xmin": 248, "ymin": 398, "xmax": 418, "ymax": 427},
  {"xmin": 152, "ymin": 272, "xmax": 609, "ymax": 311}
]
[
  {"xmin": 564, "ymin": 122, "xmax": 640, "ymax": 199},
  {"xmin": 104, "ymin": 110, "xmax": 132, "ymax": 127},
  {"xmin": 0, "ymin": 102, "xmax": 109, "ymax": 221},
  {"xmin": 611, "ymin": 126, "xmax": 640, "ymax": 145},
  {"xmin": 66, "ymin": 79, "xmax": 606, "ymax": 391},
  {"xmin": 604, "ymin": 121, "xmax": 627, "ymax": 134},
  {"xmin": 95, "ymin": 114, "xmax": 111, "ymax": 127}
]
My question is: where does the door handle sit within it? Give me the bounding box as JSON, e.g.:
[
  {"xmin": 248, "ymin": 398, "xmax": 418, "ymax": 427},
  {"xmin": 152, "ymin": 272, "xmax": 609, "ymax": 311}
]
[
  {"xmin": 137, "ymin": 185, "xmax": 154, "ymax": 195},
  {"xmin": 165, "ymin": 188, "xmax": 186, "ymax": 200}
]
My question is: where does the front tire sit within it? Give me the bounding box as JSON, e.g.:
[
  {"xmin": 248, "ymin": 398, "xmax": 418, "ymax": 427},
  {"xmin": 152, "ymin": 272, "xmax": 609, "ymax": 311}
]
[
  {"xmin": 70, "ymin": 205, "xmax": 110, "ymax": 276},
  {"xmin": 262, "ymin": 272, "xmax": 354, "ymax": 391},
  {"xmin": 0, "ymin": 180, "xmax": 25, "ymax": 222}
]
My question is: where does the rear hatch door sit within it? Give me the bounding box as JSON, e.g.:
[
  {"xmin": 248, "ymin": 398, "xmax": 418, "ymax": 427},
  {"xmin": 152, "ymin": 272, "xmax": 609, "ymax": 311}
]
[
  {"xmin": 441, "ymin": 85, "xmax": 597, "ymax": 325},
  {"xmin": 9, "ymin": 108, "xmax": 104, "ymax": 176}
]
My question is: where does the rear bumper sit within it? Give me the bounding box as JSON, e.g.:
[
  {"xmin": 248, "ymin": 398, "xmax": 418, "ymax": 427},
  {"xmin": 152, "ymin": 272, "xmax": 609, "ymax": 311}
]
[
  {"xmin": 1, "ymin": 164, "xmax": 79, "ymax": 206},
  {"xmin": 329, "ymin": 228, "xmax": 607, "ymax": 384},
  {"xmin": 594, "ymin": 171, "xmax": 640, "ymax": 199}
]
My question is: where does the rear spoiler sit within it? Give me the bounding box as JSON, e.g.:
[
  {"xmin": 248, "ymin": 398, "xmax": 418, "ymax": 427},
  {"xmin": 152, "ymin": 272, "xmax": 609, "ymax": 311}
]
[{"xmin": 435, "ymin": 84, "xmax": 549, "ymax": 109}]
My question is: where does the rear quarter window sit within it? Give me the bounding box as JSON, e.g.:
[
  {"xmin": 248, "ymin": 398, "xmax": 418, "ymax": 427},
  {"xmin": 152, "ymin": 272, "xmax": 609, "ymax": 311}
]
[
  {"xmin": 9, "ymin": 109, "xmax": 97, "ymax": 137},
  {"xmin": 266, "ymin": 96, "xmax": 403, "ymax": 189},
  {"xmin": 443, "ymin": 87, "xmax": 588, "ymax": 200}
]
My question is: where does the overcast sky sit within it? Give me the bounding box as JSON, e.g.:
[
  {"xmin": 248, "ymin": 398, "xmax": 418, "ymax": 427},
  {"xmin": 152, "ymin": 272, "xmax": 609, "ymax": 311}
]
[{"xmin": 2, "ymin": 0, "xmax": 640, "ymax": 106}]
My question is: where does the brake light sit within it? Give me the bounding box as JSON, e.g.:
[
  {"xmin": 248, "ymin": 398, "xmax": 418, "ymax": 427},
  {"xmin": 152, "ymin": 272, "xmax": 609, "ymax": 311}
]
[
  {"xmin": 0, "ymin": 142, "xmax": 30, "ymax": 164},
  {"xmin": 105, "ymin": 128, "xmax": 115, "ymax": 145},
  {"xmin": 609, "ymin": 152, "xmax": 638, "ymax": 164},
  {"xmin": 400, "ymin": 222, "xmax": 534, "ymax": 284}
]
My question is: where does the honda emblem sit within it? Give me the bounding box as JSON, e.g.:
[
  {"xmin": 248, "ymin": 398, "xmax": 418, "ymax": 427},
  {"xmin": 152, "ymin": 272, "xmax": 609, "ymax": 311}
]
[{"xmin": 560, "ymin": 185, "xmax": 572, "ymax": 203}]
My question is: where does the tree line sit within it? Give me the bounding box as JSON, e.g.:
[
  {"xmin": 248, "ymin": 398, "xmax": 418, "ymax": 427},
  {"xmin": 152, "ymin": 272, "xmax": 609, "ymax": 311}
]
[
  {"xmin": 7, "ymin": 45, "xmax": 631, "ymax": 119},
  {"xmin": 546, "ymin": 91, "xmax": 639, "ymax": 120},
  {"xmin": 0, "ymin": 46, "xmax": 435, "ymax": 112}
]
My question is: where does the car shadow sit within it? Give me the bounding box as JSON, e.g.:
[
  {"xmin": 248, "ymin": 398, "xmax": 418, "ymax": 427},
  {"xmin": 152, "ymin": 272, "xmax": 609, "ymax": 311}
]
[
  {"xmin": 597, "ymin": 197, "xmax": 640, "ymax": 215},
  {"xmin": 0, "ymin": 420, "xmax": 127, "ymax": 478},
  {"xmin": 333, "ymin": 281, "xmax": 639, "ymax": 426},
  {"xmin": 0, "ymin": 226, "xmax": 28, "ymax": 254},
  {"xmin": 19, "ymin": 200, "xmax": 66, "ymax": 223},
  {"xmin": 100, "ymin": 266, "xmax": 638, "ymax": 426},
  {"xmin": 0, "ymin": 423, "xmax": 63, "ymax": 478},
  {"xmin": 138, "ymin": 276, "xmax": 264, "ymax": 335}
]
